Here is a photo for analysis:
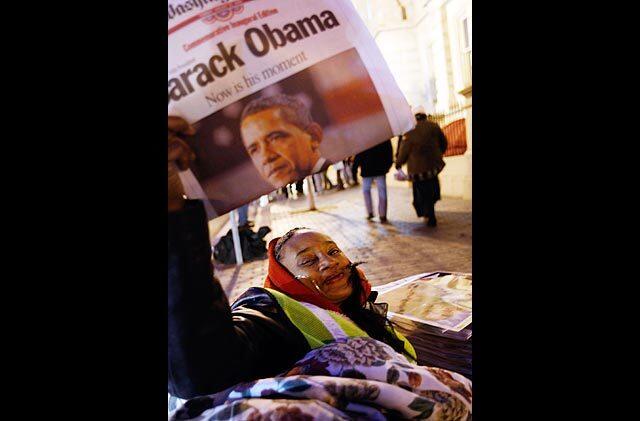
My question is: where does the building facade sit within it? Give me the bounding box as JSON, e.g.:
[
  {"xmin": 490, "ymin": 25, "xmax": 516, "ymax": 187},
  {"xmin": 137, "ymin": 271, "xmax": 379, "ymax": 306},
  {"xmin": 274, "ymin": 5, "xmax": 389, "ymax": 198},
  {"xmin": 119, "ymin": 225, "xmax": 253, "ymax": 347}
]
[{"xmin": 351, "ymin": 0, "xmax": 472, "ymax": 199}]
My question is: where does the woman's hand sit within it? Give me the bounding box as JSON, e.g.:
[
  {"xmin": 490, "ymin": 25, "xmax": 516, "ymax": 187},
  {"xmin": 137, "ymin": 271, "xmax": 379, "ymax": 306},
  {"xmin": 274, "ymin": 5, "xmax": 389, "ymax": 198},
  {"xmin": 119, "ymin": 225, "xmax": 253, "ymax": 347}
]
[{"xmin": 168, "ymin": 116, "xmax": 196, "ymax": 212}]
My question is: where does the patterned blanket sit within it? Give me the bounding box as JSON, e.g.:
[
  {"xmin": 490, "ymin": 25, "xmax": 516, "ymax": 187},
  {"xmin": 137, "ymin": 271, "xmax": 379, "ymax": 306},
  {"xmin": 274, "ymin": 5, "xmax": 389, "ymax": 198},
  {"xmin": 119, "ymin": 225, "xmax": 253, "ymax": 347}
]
[{"xmin": 170, "ymin": 337, "xmax": 472, "ymax": 420}]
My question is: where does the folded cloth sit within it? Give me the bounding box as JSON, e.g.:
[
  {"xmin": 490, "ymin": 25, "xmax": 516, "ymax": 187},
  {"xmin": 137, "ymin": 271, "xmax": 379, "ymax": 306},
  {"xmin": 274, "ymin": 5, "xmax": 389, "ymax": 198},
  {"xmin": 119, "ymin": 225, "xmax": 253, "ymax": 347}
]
[{"xmin": 170, "ymin": 337, "xmax": 472, "ymax": 420}]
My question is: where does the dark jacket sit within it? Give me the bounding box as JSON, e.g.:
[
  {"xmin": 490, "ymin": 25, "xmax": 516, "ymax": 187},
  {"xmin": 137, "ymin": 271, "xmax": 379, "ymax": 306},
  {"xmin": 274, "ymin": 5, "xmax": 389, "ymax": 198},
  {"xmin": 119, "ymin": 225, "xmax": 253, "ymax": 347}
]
[
  {"xmin": 352, "ymin": 140, "xmax": 393, "ymax": 178},
  {"xmin": 168, "ymin": 201, "xmax": 310, "ymax": 399},
  {"xmin": 396, "ymin": 119, "xmax": 448, "ymax": 178}
]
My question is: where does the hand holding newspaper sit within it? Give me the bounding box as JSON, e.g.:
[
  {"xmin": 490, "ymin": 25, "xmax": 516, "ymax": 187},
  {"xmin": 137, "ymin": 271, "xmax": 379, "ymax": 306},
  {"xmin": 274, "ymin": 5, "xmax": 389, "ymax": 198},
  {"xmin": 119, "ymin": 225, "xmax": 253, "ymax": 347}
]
[
  {"xmin": 168, "ymin": 116, "xmax": 196, "ymax": 212},
  {"xmin": 168, "ymin": 0, "xmax": 415, "ymax": 217}
]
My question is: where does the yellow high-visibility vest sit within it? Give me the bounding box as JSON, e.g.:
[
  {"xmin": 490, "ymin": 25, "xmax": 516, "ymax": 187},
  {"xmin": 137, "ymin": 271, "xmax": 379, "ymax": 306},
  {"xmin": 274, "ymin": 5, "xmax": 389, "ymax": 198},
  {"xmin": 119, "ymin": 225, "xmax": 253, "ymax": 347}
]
[{"xmin": 265, "ymin": 288, "xmax": 417, "ymax": 362}]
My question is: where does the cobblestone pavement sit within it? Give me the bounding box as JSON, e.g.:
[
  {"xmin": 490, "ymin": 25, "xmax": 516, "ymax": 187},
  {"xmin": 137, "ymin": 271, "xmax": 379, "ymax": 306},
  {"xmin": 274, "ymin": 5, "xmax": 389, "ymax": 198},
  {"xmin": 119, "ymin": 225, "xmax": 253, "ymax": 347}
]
[{"xmin": 213, "ymin": 184, "xmax": 471, "ymax": 302}]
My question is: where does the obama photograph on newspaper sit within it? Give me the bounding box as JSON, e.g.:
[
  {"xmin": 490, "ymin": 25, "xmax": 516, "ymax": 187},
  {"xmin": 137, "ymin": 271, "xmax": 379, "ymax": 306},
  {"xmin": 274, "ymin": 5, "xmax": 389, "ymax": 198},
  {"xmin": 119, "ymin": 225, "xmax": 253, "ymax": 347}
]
[{"xmin": 180, "ymin": 47, "xmax": 394, "ymax": 215}]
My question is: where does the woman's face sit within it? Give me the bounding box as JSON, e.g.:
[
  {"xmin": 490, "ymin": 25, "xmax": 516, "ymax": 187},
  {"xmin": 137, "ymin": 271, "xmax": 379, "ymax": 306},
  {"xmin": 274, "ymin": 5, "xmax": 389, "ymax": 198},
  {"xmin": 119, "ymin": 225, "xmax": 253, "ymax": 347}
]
[{"xmin": 279, "ymin": 230, "xmax": 353, "ymax": 304}]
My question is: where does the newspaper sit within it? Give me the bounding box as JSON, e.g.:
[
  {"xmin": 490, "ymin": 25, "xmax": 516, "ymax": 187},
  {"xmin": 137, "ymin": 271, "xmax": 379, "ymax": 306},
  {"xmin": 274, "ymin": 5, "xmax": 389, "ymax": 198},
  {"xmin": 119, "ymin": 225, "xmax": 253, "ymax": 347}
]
[
  {"xmin": 168, "ymin": 0, "xmax": 415, "ymax": 216},
  {"xmin": 376, "ymin": 273, "xmax": 472, "ymax": 332}
]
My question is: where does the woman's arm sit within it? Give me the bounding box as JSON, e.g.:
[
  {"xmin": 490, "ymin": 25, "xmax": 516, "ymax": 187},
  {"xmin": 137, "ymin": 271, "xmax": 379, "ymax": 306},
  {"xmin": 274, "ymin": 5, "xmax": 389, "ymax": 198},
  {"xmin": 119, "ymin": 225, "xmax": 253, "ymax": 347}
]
[
  {"xmin": 167, "ymin": 118, "xmax": 307, "ymax": 399},
  {"xmin": 168, "ymin": 201, "xmax": 238, "ymax": 398},
  {"xmin": 168, "ymin": 202, "xmax": 309, "ymax": 398}
]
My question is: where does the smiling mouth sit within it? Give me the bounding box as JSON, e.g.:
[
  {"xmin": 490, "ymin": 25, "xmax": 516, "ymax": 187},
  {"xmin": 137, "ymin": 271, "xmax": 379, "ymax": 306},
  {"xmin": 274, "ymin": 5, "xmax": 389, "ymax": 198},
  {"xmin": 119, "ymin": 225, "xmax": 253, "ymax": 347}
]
[{"xmin": 323, "ymin": 272, "xmax": 345, "ymax": 286}]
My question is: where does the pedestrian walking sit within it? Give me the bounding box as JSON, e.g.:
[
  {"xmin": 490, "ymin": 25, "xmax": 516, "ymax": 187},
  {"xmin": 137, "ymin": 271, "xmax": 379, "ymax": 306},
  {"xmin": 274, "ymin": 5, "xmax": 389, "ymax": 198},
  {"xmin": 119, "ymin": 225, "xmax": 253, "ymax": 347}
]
[
  {"xmin": 312, "ymin": 172, "xmax": 324, "ymax": 194},
  {"xmin": 344, "ymin": 156, "xmax": 358, "ymax": 186},
  {"xmin": 395, "ymin": 112, "xmax": 448, "ymax": 226},
  {"xmin": 277, "ymin": 186, "xmax": 289, "ymax": 199},
  {"xmin": 353, "ymin": 139, "xmax": 393, "ymax": 223},
  {"xmin": 295, "ymin": 179, "xmax": 304, "ymax": 196},
  {"xmin": 333, "ymin": 161, "xmax": 346, "ymax": 190},
  {"xmin": 322, "ymin": 169, "xmax": 335, "ymax": 190}
]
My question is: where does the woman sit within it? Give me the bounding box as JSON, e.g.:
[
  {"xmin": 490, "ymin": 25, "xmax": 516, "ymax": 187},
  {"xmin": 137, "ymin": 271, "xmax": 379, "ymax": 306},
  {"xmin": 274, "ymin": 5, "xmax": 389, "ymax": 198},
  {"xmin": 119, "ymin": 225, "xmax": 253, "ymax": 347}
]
[{"xmin": 168, "ymin": 117, "xmax": 471, "ymax": 418}]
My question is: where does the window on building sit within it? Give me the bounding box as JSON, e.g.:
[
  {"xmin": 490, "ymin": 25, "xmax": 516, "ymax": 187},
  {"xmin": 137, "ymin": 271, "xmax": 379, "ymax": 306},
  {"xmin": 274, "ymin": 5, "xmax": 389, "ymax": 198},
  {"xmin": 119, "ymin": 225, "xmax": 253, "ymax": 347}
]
[
  {"xmin": 462, "ymin": 17, "xmax": 470, "ymax": 50},
  {"xmin": 426, "ymin": 43, "xmax": 438, "ymax": 107},
  {"xmin": 460, "ymin": 16, "xmax": 472, "ymax": 87}
]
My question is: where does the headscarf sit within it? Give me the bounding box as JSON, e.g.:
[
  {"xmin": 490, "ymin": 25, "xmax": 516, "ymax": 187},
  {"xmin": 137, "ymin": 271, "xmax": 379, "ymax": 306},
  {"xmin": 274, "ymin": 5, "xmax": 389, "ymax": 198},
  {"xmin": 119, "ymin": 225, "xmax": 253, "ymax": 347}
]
[{"xmin": 263, "ymin": 237, "xmax": 372, "ymax": 314}]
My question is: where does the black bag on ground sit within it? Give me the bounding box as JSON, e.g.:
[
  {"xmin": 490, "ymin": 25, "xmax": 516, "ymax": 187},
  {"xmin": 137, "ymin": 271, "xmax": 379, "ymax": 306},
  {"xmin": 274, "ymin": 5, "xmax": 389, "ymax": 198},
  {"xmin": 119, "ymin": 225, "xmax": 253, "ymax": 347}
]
[{"xmin": 214, "ymin": 226, "xmax": 271, "ymax": 264}]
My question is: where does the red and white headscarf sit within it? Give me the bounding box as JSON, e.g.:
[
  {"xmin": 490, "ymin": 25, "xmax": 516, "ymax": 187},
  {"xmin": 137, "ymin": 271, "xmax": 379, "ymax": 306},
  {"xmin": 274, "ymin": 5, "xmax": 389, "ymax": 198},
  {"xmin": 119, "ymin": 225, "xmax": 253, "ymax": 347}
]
[{"xmin": 263, "ymin": 237, "xmax": 372, "ymax": 314}]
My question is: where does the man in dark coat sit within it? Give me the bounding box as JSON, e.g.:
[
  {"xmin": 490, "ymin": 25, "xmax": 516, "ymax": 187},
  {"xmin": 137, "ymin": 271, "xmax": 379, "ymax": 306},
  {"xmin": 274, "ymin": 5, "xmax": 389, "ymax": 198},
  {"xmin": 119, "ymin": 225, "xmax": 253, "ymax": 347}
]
[
  {"xmin": 396, "ymin": 113, "xmax": 448, "ymax": 226},
  {"xmin": 353, "ymin": 139, "xmax": 393, "ymax": 223}
]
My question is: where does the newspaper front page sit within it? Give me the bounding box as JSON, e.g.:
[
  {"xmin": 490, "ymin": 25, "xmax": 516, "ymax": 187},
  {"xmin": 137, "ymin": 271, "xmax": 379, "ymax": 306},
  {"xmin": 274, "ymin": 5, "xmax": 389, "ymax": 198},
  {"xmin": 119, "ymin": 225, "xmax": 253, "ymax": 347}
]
[
  {"xmin": 168, "ymin": 0, "xmax": 415, "ymax": 216},
  {"xmin": 377, "ymin": 273, "xmax": 472, "ymax": 332}
]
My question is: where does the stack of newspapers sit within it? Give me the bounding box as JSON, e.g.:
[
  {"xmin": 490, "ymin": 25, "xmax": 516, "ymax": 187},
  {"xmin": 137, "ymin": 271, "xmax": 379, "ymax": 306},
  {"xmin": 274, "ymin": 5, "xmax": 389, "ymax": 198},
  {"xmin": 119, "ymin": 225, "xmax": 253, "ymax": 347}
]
[{"xmin": 374, "ymin": 272, "xmax": 472, "ymax": 379}]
